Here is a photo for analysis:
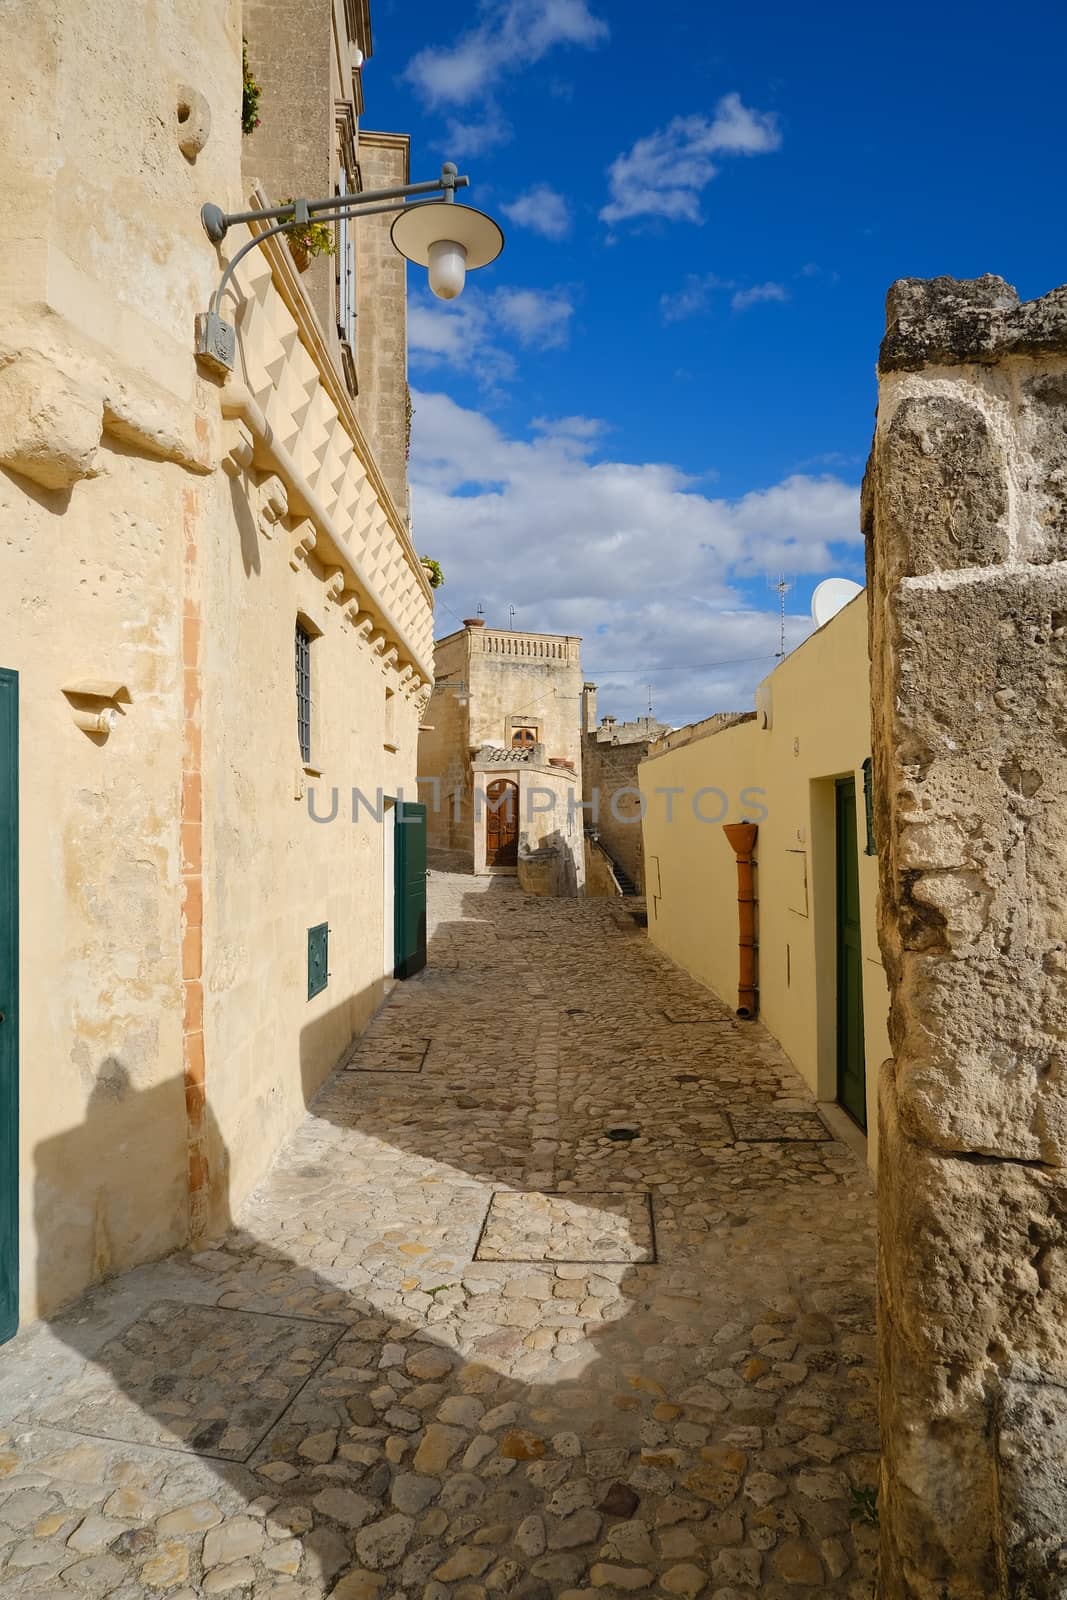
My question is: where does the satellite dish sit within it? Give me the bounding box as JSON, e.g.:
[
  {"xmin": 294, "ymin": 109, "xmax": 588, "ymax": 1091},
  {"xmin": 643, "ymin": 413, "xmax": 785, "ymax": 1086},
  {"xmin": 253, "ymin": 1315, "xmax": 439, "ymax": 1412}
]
[{"xmin": 811, "ymin": 577, "xmax": 863, "ymax": 628}]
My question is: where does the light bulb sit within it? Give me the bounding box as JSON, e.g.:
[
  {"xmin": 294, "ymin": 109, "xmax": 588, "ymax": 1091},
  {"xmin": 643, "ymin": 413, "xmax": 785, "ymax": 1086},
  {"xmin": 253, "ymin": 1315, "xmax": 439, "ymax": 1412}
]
[{"xmin": 428, "ymin": 239, "xmax": 467, "ymax": 300}]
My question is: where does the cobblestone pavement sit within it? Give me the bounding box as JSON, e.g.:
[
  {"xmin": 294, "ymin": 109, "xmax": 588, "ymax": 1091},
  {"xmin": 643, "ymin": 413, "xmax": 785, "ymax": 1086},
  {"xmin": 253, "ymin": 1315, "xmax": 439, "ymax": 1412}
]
[{"xmin": 0, "ymin": 873, "xmax": 879, "ymax": 1599}]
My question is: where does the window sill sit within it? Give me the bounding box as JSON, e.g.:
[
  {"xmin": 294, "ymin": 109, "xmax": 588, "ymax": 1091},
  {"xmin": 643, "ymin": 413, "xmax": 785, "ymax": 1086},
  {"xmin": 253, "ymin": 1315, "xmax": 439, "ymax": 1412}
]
[
  {"xmin": 383, "ymin": 742, "xmax": 400, "ymax": 754},
  {"xmin": 303, "ymin": 763, "xmax": 324, "ymax": 777}
]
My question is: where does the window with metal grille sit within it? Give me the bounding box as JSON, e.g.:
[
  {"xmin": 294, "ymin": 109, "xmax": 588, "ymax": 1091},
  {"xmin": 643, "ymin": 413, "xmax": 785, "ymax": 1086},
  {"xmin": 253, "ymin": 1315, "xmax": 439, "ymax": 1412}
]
[{"xmin": 295, "ymin": 623, "xmax": 312, "ymax": 763}]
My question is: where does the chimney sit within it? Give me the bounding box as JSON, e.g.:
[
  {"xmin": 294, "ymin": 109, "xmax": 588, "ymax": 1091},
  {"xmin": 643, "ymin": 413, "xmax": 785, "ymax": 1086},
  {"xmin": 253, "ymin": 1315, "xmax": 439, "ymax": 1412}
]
[{"xmin": 582, "ymin": 681, "xmax": 597, "ymax": 736}]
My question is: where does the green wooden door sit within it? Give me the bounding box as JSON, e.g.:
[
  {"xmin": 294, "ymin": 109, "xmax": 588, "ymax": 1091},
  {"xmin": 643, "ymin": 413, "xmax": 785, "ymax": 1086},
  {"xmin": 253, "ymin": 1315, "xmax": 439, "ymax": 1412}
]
[
  {"xmin": 835, "ymin": 776, "xmax": 867, "ymax": 1129},
  {"xmin": 0, "ymin": 670, "xmax": 17, "ymax": 1343},
  {"xmin": 394, "ymin": 800, "xmax": 427, "ymax": 980}
]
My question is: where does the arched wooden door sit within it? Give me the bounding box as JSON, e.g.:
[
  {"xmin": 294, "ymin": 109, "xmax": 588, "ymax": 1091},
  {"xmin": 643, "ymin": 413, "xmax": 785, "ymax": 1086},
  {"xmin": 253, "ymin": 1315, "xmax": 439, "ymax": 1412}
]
[{"xmin": 485, "ymin": 779, "xmax": 519, "ymax": 866}]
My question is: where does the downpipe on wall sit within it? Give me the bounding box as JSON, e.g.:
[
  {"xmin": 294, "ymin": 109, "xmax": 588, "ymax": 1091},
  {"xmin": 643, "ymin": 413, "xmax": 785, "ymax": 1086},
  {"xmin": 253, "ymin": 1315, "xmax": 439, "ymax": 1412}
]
[{"xmin": 723, "ymin": 822, "xmax": 758, "ymax": 1018}]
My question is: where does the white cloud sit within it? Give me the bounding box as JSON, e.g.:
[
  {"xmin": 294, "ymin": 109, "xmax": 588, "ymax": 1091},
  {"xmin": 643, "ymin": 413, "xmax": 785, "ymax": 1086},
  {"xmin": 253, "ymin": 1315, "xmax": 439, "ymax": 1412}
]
[
  {"xmin": 493, "ymin": 287, "xmax": 574, "ymax": 347},
  {"xmin": 502, "ymin": 184, "xmax": 572, "ymax": 239},
  {"xmin": 731, "ymin": 281, "xmax": 789, "ymax": 312},
  {"xmin": 601, "ymin": 94, "xmax": 781, "ymax": 226},
  {"xmin": 404, "ymin": 1, "xmax": 608, "ymax": 107},
  {"xmin": 661, "ymin": 275, "xmax": 789, "ymax": 321},
  {"xmin": 661, "ymin": 274, "xmax": 729, "ymax": 322},
  {"xmin": 408, "ymin": 287, "xmax": 575, "ymax": 387},
  {"xmin": 441, "ymin": 106, "xmax": 513, "ymax": 159},
  {"xmin": 409, "ymin": 390, "xmax": 862, "ymax": 724}
]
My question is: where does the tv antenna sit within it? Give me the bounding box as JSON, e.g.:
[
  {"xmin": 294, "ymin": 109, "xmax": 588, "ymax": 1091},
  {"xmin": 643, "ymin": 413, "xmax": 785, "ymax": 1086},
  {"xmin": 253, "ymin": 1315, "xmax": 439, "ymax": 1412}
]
[
  {"xmin": 476, "ymin": 601, "xmax": 485, "ymax": 618},
  {"xmin": 508, "ymin": 604, "xmax": 516, "ymax": 630},
  {"xmin": 769, "ymin": 573, "xmax": 793, "ymax": 657}
]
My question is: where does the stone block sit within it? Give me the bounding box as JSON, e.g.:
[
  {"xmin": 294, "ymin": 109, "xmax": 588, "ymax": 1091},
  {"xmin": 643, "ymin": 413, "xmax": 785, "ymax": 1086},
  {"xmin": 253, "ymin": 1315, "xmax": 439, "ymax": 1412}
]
[
  {"xmin": 878, "ymin": 1076, "xmax": 1067, "ymax": 1375},
  {"xmin": 878, "ymin": 1081, "xmax": 1067, "ymax": 1594},
  {"xmin": 0, "ymin": 350, "xmax": 101, "ymax": 490},
  {"xmin": 879, "ymin": 394, "xmax": 1009, "ymax": 576},
  {"xmin": 879, "ymin": 274, "xmax": 1067, "ymax": 371},
  {"xmin": 889, "ymin": 569, "xmax": 1067, "ymax": 762},
  {"xmin": 1019, "ymin": 370, "xmax": 1067, "ymax": 563}
]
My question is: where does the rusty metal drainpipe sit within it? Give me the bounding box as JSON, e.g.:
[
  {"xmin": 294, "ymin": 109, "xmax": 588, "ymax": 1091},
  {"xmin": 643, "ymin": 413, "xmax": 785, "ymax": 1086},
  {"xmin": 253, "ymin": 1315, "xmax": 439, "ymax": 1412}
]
[{"xmin": 722, "ymin": 822, "xmax": 758, "ymax": 1019}]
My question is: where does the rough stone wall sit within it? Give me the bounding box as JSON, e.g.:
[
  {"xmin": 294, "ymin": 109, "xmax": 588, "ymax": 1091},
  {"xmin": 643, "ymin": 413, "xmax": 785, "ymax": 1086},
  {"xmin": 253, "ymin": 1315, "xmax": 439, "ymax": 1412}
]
[
  {"xmin": 242, "ymin": 0, "xmax": 335, "ymax": 348},
  {"xmin": 864, "ymin": 275, "xmax": 1067, "ymax": 1596},
  {"xmin": 583, "ymin": 735, "xmax": 652, "ymax": 891},
  {"xmin": 355, "ymin": 133, "xmax": 411, "ymax": 519}
]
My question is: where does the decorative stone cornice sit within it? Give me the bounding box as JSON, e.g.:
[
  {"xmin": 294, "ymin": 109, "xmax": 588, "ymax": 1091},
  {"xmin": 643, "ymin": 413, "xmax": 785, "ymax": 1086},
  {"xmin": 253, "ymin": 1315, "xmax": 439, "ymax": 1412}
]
[{"xmin": 244, "ymin": 185, "xmax": 432, "ymax": 611}]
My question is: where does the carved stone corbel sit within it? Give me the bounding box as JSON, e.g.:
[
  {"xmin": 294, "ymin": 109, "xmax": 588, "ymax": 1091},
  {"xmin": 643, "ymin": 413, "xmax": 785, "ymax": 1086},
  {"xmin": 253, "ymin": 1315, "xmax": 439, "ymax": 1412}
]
[
  {"xmin": 256, "ymin": 473, "xmax": 288, "ymax": 539},
  {"xmin": 351, "ymin": 612, "xmax": 376, "ymax": 642},
  {"xmin": 222, "ymin": 419, "xmax": 255, "ymax": 478},
  {"xmin": 323, "ymin": 568, "xmax": 346, "ymax": 603},
  {"xmin": 289, "ymin": 517, "xmax": 317, "ymax": 572}
]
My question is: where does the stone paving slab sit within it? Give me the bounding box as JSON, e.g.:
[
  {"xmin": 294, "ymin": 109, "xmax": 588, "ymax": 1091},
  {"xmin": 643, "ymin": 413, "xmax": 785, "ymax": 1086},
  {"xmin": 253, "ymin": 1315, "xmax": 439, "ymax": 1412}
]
[
  {"xmin": 0, "ymin": 871, "xmax": 878, "ymax": 1598},
  {"xmin": 342, "ymin": 1035, "xmax": 432, "ymax": 1074},
  {"xmin": 14, "ymin": 1303, "xmax": 345, "ymax": 1460},
  {"xmin": 475, "ymin": 1192, "xmax": 656, "ymax": 1264},
  {"xmin": 727, "ymin": 1110, "xmax": 832, "ymax": 1143}
]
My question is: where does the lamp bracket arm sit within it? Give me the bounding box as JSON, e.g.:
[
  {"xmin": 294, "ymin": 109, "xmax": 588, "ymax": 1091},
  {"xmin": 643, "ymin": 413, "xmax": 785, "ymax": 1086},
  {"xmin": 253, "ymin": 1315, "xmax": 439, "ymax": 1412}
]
[{"xmin": 202, "ymin": 167, "xmax": 469, "ymax": 243}]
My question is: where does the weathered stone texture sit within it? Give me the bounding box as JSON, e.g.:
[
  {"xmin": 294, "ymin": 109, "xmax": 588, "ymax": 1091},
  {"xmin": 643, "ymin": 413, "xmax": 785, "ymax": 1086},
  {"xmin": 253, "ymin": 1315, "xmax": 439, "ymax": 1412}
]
[
  {"xmin": 868, "ymin": 275, "xmax": 1067, "ymax": 1595},
  {"xmin": 880, "ymin": 396, "xmax": 1009, "ymax": 577}
]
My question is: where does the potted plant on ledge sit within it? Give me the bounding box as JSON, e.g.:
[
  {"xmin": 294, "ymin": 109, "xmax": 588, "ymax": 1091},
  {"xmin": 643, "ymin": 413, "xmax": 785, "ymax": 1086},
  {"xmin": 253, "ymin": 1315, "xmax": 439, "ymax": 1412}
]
[
  {"xmin": 420, "ymin": 557, "xmax": 444, "ymax": 590},
  {"xmin": 279, "ymin": 199, "xmax": 336, "ymax": 273}
]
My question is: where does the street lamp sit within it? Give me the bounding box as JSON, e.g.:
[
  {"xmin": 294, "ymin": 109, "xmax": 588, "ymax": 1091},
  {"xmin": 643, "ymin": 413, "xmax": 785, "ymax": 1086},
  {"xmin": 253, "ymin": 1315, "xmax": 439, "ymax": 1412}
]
[{"xmin": 196, "ymin": 162, "xmax": 504, "ymax": 375}]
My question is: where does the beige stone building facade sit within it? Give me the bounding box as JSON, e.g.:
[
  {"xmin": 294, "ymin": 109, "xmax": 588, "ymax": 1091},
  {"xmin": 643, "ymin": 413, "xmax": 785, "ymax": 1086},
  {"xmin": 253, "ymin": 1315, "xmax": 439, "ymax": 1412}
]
[
  {"xmin": 419, "ymin": 620, "xmax": 586, "ymax": 889},
  {"xmin": 0, "ymin": 0, "xmax": 432, "ymax": 1333}
]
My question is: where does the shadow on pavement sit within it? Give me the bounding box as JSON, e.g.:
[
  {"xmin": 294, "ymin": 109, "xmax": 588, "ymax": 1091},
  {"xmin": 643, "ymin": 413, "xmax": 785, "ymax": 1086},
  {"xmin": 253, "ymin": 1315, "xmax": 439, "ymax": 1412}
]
[{"xmin": 0, "ymin": 873, "xmax": 879, "ymax": 1598}]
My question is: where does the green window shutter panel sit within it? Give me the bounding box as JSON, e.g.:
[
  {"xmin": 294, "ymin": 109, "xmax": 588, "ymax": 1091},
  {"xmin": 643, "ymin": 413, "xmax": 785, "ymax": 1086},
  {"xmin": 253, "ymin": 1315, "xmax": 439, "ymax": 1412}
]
[
  {"xmin": 862, "ymin": 757, "xmax": 877, "ymax": 856},
  {"xmin": 394, "ymin": 801, "xmax": 427, "ymax": 980},
  {"xmin": 0, "ymin": 669, "xmax": 18, "ymax": 1344},
  {"xmin": 307, "ymin": 922, "xmax": 329, "ymax": 1000}
]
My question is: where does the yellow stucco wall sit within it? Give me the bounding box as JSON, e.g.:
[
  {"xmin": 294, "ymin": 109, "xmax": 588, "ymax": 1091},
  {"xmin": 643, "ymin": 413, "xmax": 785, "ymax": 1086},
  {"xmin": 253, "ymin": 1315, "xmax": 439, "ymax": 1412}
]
[{"xmin": 639, "ymin": 594, "xmax": 890, "ymax": 1167}]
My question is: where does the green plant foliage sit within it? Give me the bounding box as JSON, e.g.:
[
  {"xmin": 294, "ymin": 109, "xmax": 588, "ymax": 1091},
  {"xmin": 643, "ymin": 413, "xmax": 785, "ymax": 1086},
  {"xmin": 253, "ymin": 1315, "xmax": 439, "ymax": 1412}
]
[
  {"xmin": 420, "ymin": 556, "xmax": 444, "ymax": 590},
  {"xmin": 279, "ymin": 199, "xmax": 337, "ymax": 262},
  {"xmin": 849, "ymin": 1485, "xmax": 879, "ymax": 1526},
  {"xmin": 241, "ymin": 39, "xmax": 262, "ymax": 136}
]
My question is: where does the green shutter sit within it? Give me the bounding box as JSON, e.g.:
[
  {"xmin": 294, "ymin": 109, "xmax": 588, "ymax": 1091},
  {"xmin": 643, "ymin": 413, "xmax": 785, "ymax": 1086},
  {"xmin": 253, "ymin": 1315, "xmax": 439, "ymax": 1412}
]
[
  {"xmin": 0, "ymin": 670, "xmax": 18, "ymax": 1344},
  {"xmin": 307, "ymin": 922, "xmax": 329, "ymax": 1000},
  {"xmin": 861, "ymin": 757, "xmax": 877, "ymax": 856},
  {"xmin": 394, "ymin": 800, "xmax": 427, "ymax": 980}
]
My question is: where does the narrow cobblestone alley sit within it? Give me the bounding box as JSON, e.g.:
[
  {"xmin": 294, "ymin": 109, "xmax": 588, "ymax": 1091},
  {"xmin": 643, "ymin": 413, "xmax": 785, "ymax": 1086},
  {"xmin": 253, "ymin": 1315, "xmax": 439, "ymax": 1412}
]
[{"xmin": 0, "ymin": 873, "xmax": 878, "ymax": 1600}]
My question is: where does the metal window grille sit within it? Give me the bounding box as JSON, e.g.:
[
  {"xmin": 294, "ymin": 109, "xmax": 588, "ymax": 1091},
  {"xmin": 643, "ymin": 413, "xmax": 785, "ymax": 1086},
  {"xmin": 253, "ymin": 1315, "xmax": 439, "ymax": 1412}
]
[{"xmin": 296, "ymin": 623, "xmax": 312, "ymax": 763}]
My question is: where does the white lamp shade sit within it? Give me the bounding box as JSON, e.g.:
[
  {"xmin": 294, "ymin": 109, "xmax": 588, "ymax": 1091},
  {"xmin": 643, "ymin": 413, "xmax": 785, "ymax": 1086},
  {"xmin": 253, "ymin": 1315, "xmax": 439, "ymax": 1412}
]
[
  {"xmin": 427, "ymin": 239, "xmax": 467, "ymax": 300},
  {"xmin": 391, "ymin": 201, "xmax": 504, "ymax": 273}
]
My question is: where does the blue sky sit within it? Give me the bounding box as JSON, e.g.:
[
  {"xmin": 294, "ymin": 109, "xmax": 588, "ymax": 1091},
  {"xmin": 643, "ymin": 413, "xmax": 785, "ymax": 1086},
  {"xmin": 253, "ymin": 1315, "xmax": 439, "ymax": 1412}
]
[{"xmin": 367, "ymin": 0, "xmax": 1067, "ymax": 725}]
